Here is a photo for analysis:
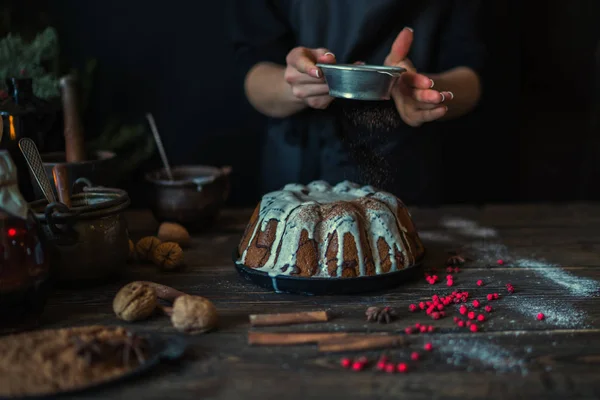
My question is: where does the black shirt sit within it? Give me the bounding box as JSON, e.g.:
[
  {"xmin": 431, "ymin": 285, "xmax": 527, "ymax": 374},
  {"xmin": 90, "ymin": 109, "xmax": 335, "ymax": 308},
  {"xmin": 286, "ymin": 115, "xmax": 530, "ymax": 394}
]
[{"xmin": 229, "ymin": 0, "xmax": 484, "ymax": 205}]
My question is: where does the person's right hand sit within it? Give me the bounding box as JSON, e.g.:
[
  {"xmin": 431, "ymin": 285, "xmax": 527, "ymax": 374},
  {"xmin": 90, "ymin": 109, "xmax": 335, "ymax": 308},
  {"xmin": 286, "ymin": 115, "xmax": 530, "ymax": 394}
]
[{"xmin": 284, "ymin": 47, "xmax": 336, "ymax": 110}]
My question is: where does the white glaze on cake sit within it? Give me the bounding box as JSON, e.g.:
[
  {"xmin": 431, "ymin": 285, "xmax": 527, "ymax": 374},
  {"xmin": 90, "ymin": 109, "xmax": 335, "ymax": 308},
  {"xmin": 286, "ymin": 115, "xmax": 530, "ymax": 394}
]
[{"xmin": 238, "ymin": 180, "xmax": 421, "ymax": 278}]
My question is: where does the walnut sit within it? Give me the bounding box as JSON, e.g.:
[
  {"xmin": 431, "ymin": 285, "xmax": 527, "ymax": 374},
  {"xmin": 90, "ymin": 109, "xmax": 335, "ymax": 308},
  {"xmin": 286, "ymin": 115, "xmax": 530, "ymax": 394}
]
[
  {"xmin": 157, "ymin": 222, "xmax": 190, "ymax": 247},
  {"xmin": 170, "ymin": 295, "xmax": 218, "ymax": 334},
  {"xmin": 128, "ymin": 239, "xmax": 135, "ymax": 262},
  {"xmin": 113, "ymin": 282, "xmax": 158, "ymax": 321},
  {"xmin": 135, "ymin": 236, "xmax": 161, "ymax": 262},
  {"xmin": 151, "ymin": 242, "xmax": 184, "ymax": 270}
]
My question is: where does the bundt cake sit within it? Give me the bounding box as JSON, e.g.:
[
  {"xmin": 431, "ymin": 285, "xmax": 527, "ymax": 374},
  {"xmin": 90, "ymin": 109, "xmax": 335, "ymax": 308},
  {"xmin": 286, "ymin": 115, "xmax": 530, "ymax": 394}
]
[{"xmin": 237, "ymin": 180, "xmax": 424, "ymax": 278}]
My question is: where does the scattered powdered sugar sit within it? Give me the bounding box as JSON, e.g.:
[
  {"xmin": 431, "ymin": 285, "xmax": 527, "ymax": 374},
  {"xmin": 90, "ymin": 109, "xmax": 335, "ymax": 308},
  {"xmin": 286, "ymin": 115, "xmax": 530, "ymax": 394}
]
[
  {"xmin": 440, "ymin": 218, "xmax": 600, "ymax": 328},
  {"xmin": 435, "ymin": 337, "xmax": 528, "ymax": 374},
  {"xmin": 417, "ymin": 230, "xmax": 454, "ymax": 243},
  {"xmin": 464, "ymin": 241, "xmax": 599, "ymax": 298},
  {"xmin": 441, "ymin": 217, "xmax": 498, "ymax": 238},
  {"xmin": 513, "ymin": 258, "xmax": 599, "ymax": 298},
  {"xmin": 502, "ymin": 295, "xmax": 590, "ymax": 328}
]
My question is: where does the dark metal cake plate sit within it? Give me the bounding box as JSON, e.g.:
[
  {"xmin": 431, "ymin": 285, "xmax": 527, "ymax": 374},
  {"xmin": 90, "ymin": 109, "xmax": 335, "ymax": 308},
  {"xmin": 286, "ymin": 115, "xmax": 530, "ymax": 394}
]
[
  {"xmin": 1, "ymin": 330, "xmax": 187, "ymax": 399},
  {"xmin": 233, "ymin": 250, "xmax": 424, "ymax": 295}
]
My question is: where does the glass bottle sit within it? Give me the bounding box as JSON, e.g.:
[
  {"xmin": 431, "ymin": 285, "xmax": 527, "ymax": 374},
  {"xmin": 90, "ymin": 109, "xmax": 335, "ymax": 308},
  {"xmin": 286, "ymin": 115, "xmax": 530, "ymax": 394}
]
[
  {"xmin": 0, "ymin": 150, "xmax": 51, "ymax": 334},
  {"xmin": 0, "ymin": 78, "xmax": 56, "ymax": 202}
]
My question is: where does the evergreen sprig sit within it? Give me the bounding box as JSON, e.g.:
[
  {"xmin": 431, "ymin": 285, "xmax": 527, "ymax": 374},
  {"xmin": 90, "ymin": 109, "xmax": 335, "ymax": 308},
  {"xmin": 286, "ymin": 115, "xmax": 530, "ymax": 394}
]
[{"xmin": 0, "ymin": 27, "xmax": 59, "ymax": 99}]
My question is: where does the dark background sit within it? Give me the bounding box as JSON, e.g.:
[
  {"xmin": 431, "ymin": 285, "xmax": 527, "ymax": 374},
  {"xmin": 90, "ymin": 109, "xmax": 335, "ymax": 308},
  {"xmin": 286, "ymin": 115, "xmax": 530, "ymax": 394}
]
[{"xmin": 5, "ymin": 0, "xmax": 600, "ymax": 207}]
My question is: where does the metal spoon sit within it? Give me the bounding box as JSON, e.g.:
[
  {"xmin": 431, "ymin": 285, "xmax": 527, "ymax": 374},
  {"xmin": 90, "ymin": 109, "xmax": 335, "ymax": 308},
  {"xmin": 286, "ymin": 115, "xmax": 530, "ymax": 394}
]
[
  {"xmin": 18, "ymin": 137, "xmax": 57, "ymax": 204},
  {"xmin": 146, "ymin": 113, "xmax": 174, "ymax": 181}
]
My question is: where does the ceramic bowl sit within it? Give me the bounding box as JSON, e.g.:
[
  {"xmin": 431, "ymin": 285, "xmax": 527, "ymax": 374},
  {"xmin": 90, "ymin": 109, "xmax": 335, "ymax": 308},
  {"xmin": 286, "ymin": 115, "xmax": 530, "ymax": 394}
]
[{"xmin": 145, "ymin": 165, "xmax": 232, "ymax": 231}]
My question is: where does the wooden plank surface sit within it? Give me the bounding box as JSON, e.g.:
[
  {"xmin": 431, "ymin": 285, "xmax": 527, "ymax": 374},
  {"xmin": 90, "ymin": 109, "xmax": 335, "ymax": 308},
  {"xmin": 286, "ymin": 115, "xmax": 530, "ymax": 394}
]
[{"xmin": 41, "ymin": 205, "xmax": 600, "ymax": 399}]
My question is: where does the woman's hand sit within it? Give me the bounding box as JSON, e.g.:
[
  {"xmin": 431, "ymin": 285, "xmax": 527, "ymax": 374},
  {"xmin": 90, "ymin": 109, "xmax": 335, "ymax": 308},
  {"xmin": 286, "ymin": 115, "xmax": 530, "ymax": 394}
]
[
  {"xmin": 384, "ymin": 28, "xmax": 453, "ymax": 127},
  {"xmin": 284, "ymin": 47, "xmax": 336, "ymax": 110}
]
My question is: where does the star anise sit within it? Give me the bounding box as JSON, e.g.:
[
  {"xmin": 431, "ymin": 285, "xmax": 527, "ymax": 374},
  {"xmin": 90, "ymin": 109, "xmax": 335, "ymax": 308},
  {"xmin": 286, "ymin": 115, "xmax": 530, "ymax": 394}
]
[
  {"xmin": 71, "ymin": 332, "xmax": 148, "ymax": 367},
  {"xmin": 365, "ymin": 306, "xmax": 397, "ymax": 324},
  {"xmin": 71, "ymin": 337, "xmax": 107, "ymax": 366},
  {"xmin": 106, "ymin": 332, "xmax": 148, "ymax": 366},
  {"xmin": 446, "ymin": 250, "xmax": 470, "ymax": 265}
]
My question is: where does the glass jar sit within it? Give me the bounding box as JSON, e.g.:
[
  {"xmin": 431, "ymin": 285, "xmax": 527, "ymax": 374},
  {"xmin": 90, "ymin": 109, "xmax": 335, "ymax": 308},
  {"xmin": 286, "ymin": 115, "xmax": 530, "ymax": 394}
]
[
  {"xmin": 0, "ymin": 78, "xmax": 57, "ymax": 202},
  {"xmin": 0, "ymin": 150, "xmax": 50, "ymax": 334}
]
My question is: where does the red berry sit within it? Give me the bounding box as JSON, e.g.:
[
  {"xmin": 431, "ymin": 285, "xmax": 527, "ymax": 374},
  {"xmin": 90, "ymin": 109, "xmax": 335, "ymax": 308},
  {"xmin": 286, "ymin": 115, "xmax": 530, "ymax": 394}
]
[
  {"xmin": 409, "ymin": 304, "xmax": 417, "ymax": 312},
  {"xmin": 432, "ymin": 275, "xmax": 439, "ymax": 281},
  {"xmin": 497, "ymin": 259, "xmax": 504, "ymax": 265},
  {"xmin": 477, "ymin": 280, "xmax": 483, "ymax": 286},
  {"xmin": 457, "ymin": 320, "xmax": 465, "ymax": 327},
  {"xmin": 420, "ymin": 325, "xmax": 427, "ymax": 333},
  {"xmin": 431, "ymin": 312, "xmax": 440, "ymax": 320},
  {"xmin": 385, "ymin": 363, "xmax": 395, "ymax": 373},
  {"xmin": 466, "ymin": 320, "xmax": 472, "ymax": 326},
  {"xmin": 426, "ymin": 306, "xmax": 435, "ymax": 315},
  {"xmin": 436, "ymin": 304, "xmax": 444, "ymax": 311},
  {"xmin": 427, "ymin": 278, "xmax": 435, "ymax": 285},
  {"xmin": 352, "ymin": 361, "xmax": 364, "ymax": 371},
  {"xmin": 472, "ymin": 300, "xmax": 480, "ymax": 308},
  {"xmin": 376, "ymin": 361, "xmax": 386, "ymax": 370},
  {"xmin": 341, "ymin": 358, "xmax": 352, "ymax": 368},
  {"xmin": 493, "ymin": 293, "xmax": 499, "ymax": 300},
  {"xmin": 484, "ymin": 305, "xmax": 493, "ymax": 313},
  {"xmin": 415, "ymin": 323, "xmax": 421, "ymax": 328},
  {"xmin": 486, "ymin": 294, "xmax": 493, "ymax": 301},
  {"xmin": 454, "ymin": 267, "xmax": 460, "ymax": 273},
  {"xmin": 446, "ymin": 275, "xmax": 453, "ymax": 280},
  {"xmin": 397, "ymin": 363, "xmax": 408, "ymax": 373},
  {"xmin": 446, "ymin": 267, "xmax": 453, "ymax": 273},
  {"xmin": 424, "ymin": 343, "xmax": 433, "ymax": 351},
  {"xmin": 537, "ymin": 313, "xmax": 545, "ymax": 321},
  {"xmin": 453, "ymin": 316, "xmax": 460, "ymax": 322},
  {"xmin": 459, "ymin": 305, "xmax": 467, "ymax": 315},
  {"xmin": 470, "ymin": 324, "xmax": 479, "ymax": 332},
  {"xmin": 410, "ymin": 352, "xmax": 420, "ymax": 361},
  {"xmin": 432, "ymin": 295, "xmax": 439, "ymax": 302},
  {"xmin": 405, "ymin": 327, "xmax": 414, "ymax": 335},
  {"xmin": 427, "ymin": 325, "xmax": 435, "ymax": 332},
  {"xmin": 468, "ymin": 311, "xmax": 475, "ymax": 320},
  {"xmin": 477, "ymin": 314, "xmax": 485, "ymax": 322},
  {"xmin": 446, "ymin": 280, "xmax": 454, "ymax": 287},
  {"xmin": 419, "ymin": 302, "xmax": 426, "ymax": 310}
]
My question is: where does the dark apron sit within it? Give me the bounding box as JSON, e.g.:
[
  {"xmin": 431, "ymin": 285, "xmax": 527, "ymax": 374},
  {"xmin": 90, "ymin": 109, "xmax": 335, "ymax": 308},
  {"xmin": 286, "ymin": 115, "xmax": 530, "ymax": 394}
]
[{"xmin": 260, "ymin": 0, "xmax": 452, "ymax": 206}]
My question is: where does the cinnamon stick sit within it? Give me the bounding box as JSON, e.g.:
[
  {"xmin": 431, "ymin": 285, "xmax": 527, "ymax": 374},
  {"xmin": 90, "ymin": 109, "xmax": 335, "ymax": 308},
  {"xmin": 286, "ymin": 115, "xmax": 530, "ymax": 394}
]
[
  {"xmin": 249, "ymin": 311, "xmax": 329, "ymax": 327},
  {"xmin": 248, "ymin": 332, "xmax": 348, "ymax": 346},
  {"xmin": 318, "ymin": 335, "xmax": 404, "ymax": 353}
]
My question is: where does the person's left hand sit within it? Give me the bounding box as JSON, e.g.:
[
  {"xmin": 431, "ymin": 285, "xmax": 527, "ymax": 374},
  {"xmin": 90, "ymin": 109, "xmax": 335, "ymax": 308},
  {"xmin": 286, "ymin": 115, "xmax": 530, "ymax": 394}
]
[{"xmin": 384, "ymin": 28, "xmax": 453, "ymax": 127}]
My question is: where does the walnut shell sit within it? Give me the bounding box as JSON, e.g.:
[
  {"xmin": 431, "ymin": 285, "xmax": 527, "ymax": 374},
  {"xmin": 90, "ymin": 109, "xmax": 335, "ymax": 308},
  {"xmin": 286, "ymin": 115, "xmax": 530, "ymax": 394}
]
[
  {"xmin": 151, "ymin": 242, "xmax": 184, "ymax": 270},
  {"xmin": 157, "ymin": 222, "xmax": 190, "ymax": 247},
  {"xmin": 113, "ymin": 282, "xmax": 158, "ymax": 321},
  {"xmin": 136, "ymin": 236, "xmax": 161, "ymax": 262},
  {"xmin": 128, "ymin": 239, "xmax": 135, "ymax": 262},
  {"xmin": 171, "ymin": 295, "xmax": 218, "ymax": 334}
]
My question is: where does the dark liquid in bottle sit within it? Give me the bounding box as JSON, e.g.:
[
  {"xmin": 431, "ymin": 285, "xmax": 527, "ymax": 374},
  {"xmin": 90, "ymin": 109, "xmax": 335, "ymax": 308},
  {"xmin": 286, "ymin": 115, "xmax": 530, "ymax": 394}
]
[{"xmin": 0, "ymin": 210, "xmax": 51, "ymax": 334}]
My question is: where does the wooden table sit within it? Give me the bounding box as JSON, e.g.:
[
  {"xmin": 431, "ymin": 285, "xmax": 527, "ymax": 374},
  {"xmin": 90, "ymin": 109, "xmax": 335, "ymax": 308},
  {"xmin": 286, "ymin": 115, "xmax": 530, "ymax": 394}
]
[{"xmin": 43, "ymin": 204, "xmax": 600, "ymax": 399}]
